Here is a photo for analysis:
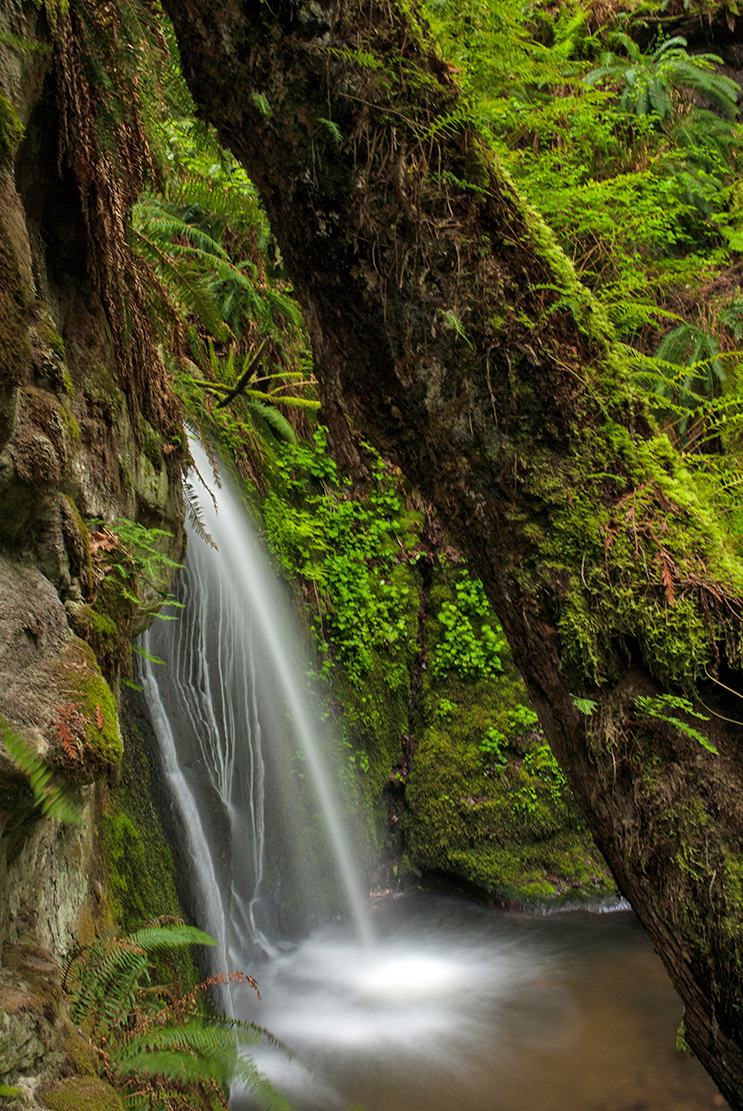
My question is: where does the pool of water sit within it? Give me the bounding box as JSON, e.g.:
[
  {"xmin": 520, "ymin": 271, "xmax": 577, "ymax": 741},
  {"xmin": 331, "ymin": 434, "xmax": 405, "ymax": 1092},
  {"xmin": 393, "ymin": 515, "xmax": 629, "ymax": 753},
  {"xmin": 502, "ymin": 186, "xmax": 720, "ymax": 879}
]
[{"xmin": 230, "ymin": 893, "xmax": 728, "ymax": 1111}]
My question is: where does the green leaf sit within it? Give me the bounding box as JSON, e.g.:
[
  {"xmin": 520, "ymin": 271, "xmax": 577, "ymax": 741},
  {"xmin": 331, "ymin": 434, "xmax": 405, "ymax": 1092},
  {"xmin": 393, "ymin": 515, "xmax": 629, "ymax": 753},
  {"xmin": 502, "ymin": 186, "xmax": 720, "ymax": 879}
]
[
  {"xmin": 634, "ymin": 695, "xmax": 718, "ymax": 754},
  {"xmin": 0, "ymin": 718, "xmax": 81, "ymax": 824},
  {"xmin": 571, "ymin": 696, "xmax": 598, "ymax": 716},
  {"xmin": 132, "ymin": 644, "xmax": 166, "ymax": 665}
]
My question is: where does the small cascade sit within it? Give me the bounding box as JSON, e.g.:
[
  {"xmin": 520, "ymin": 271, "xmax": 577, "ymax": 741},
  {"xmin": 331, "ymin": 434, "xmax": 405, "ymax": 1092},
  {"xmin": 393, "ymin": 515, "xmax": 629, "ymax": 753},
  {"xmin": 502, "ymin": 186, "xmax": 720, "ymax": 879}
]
[{"xmin": 140, "ymin": 439, "xmax": 374, "ymax": 969}]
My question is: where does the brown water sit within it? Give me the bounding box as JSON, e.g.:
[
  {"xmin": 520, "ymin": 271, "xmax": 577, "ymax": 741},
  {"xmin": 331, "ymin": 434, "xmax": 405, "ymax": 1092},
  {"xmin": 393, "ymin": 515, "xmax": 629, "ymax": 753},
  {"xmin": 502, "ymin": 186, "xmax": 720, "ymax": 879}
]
[{"xmin": 232, "ymin": 894, "xmax": 729, "ymax": 1111}]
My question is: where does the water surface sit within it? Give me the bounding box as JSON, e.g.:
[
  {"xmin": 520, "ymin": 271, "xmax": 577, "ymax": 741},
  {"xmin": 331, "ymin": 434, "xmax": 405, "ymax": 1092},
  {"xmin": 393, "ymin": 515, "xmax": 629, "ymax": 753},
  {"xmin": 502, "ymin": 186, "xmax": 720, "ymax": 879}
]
[{"xmin": 232, "ymin": 894, "xmax": 728, "ymax": 1111}]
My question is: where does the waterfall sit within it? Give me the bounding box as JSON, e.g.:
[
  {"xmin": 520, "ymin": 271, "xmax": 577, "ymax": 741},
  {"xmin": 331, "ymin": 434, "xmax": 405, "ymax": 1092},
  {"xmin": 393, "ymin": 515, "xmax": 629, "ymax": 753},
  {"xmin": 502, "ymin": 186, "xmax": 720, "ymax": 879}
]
[
  {"xmin": 140, "ymin": 438, "xmax": 374, "ymax": 973},
  {"xmin": 136, "ymin": 444, "xmax": 721, "ymax": 1111}
]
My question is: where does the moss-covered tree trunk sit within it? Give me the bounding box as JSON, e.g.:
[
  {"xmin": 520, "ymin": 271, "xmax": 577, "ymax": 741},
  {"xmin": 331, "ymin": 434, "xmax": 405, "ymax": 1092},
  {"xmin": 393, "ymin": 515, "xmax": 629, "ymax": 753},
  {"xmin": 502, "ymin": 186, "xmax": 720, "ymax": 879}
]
[{"xmin": 161, "ymin": 0, "xmax": 743, "ymax": 1102}]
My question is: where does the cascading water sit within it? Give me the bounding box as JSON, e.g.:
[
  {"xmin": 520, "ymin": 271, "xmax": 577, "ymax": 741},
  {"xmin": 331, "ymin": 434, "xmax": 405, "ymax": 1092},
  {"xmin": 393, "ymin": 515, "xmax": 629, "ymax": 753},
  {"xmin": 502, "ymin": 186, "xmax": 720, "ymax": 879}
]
[
  {"xmin": 140, "ymin": 438, "xmax": 373, "ymax": 971},
  {"xmin": 141, "ymin": 441, "xmax": 728, "ymax": 1111}
]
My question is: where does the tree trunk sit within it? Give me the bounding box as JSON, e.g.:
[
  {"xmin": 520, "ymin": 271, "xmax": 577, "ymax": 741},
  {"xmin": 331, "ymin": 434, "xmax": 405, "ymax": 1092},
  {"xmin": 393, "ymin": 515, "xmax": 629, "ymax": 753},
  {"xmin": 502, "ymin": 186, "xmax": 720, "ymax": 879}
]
[{"xmin": 161, "ymin": 0, "xmax": 743, "ymax": 1101}]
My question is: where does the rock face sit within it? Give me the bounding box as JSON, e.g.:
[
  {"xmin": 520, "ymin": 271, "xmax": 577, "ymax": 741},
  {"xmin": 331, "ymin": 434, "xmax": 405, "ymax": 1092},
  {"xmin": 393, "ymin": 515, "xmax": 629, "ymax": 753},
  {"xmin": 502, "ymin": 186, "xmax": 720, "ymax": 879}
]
[{"xmin": 0, "ymin": 3, "xmax": 185, "ymax": 1102}]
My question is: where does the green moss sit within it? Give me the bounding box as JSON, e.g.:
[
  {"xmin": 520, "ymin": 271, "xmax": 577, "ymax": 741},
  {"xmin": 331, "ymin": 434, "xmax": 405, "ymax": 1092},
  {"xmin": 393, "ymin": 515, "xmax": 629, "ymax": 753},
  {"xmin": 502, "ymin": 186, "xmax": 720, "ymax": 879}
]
[
  {"xmin": 333, "ymin": 652, "xmax": 411, "ymax": 799},
  {"xmin": 519, "ymin": 876, "xmax": 558, "ymax": 900},
  {"xmin": 59, "ymin": 402, "xmax": 79, "ymax": 449},
  {"xmin": 60, "ymin": 496, "xmax": 92, "ymax": 594},
  {"xmin": 515, "ymin": 415, "xmax": 743, "ymax": 698},
  {"xmin": 0, "ymin": 222, "xmax": 29, "ymax": 390},
  {"xmin": 61, "ymin": 1019, "xmax": 97, "ymax": 1078},
  {"xmin": 61, "ymin": 639, "xmax": 122, "ymax": 769},
  {"xmin": 0, "ymin": 89, "xmax": 23, "ymax": 163},
  {"xmin": 85, "ymin": 574, "xmax": 137, "ymax": 681},
  {"xmin": 38, "ymin": 1078, "xmax": 124, "ymax": 1111},
  {"xmin": 33, "ymin": 314, "xmax": 75, "ymax": 398},
  {"xmin": 37, "ymin": 318, "xmax": 66, "ymax": 362},
  {"xmin": 102, "ymin": 712, "xmax": 186, "ymax": 931},
  {"xmin": 138, "ymin": 415, "xmax": 164, "ymax": 468},
  {"xmin": 102, "ymin": 812, "xmax": 157, "ymax": 928},
  {"xmin": 403, "ymin": 564, "xmax": 613, "ymax": 904},
  {"xmin": 87, "ymin": 608, "xmax": 117, "ymax": 640}
]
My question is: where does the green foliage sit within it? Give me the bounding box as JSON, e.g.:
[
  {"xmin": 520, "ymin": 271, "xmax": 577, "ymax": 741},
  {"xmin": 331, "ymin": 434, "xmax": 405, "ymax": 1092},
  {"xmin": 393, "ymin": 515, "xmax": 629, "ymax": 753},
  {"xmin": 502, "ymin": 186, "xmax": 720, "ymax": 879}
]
[
  {"xmin": 586, "ymin": 34, "xmax": 739, "ymax": 123},
  {"xmin": 318, "ymin": 117, "xmax": 342, "ymax": 146},
  {"xmin": 64, "ymin": 923, "xmax": 292, "ymax": 1111},
  {"xmin": 432, "ymin": 575, "xmax": 507, "ymax": 680},
  {"xmin": 676, "ymin": 1019, "xmax": 688, "ymax": 1054},
  {"xmin": 265, "ymin": 431, "xmax": 419, "ymax": 686},
  {"xmin": 88, "ymin": 518, "xmax": 181, "ymax": 609},
  {"xmin": 634, "ymin": 693, "xmax": 718, "ymax": 753},
  {"xmin": 478, "ymin": 705, "xmax": 540, "ymax": 770},
  {"xmin": 436, "ymin": 697, "xmax": 458, "ymax": 720},
  {"xmin": 66, "ymin": 924, "xmax": 216, "ymax": 1036},
  {"xmin": 406, "ymin": 673, "xmax": 611, "ymax": 902},
  {"xmin": 479, "ymin": 726, "xmax": 506, "ymax": 767},
  {"xmin": 520, "ymin": 742, "xmax": 567, "ymax": 808},
  {"xmin": 0, "ymin": 88, "xmax": 23, "ymax": 162},
  {"xmin": 129, "ymin": 117, "xmax": 316, "ymax": 476},
  {"xmin": 571, "ymin": 696, "xmax": 598, "ymax": 716},
  {"xmin": 0, "ymin": 716, "xmax": 81, "ymax": 824},
  {"xmin": 424, "ymin": 0, "xmax": 743, "ymax": 363},
  {"xmin": 506, "ymin": 703, "xmax": 539, "ymax": 733},
  {"xmin": 631, "ymin": 322, "xmax": 743, "ymax": 449}
]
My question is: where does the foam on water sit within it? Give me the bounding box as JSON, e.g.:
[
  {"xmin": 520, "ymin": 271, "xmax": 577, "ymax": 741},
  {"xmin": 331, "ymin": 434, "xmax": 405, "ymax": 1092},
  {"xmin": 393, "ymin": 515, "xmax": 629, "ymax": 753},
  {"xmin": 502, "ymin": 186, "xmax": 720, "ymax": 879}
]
[
  {"xmin": 228, "ymin": 897, "xmax": 564, "ymax": 1111},
  {"xmin": 230, "ymin": 901, "xmax": 726, "ymax": 1111}
]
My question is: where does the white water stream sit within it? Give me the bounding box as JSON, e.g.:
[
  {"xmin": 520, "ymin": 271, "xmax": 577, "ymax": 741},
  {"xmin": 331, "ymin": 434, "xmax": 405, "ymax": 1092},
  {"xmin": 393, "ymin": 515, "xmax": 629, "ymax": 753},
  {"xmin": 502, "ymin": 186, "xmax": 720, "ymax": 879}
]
[
  {"xmin": 141, "ymin": 442, "xmax": 728, "ymax": 1111},
  {"xmin": 141, "ymin": 439, "xmax": 373, "ymax": 965}
]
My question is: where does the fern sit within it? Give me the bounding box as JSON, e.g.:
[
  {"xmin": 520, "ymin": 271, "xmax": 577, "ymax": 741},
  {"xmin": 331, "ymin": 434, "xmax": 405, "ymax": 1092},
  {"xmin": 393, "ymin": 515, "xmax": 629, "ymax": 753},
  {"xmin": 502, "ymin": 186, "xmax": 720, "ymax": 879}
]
[
  {"xmin": 318, "ymin": 117, "xmax": 342, "ymax": 146},
  {"xmin": 0, "ymin": 717, "xmax": 81, "ymax": 824},
  {"xmin": 587, "ymin": 35, "xmax": 740, "ymax": 124},
  {"xmin": 183, "ymin": 478, "xmax": 218, "ymax": 549},
  {"xmin": 65, "ymin": 922, "xmax": 292, "ymax": 1111},
  {"xmin": 634, "ymin": 694, "xmax": 718, "ymax": 755},
  {"xmin": 244, "ymin": 398, "xmax": 297, "ymax": 444}
]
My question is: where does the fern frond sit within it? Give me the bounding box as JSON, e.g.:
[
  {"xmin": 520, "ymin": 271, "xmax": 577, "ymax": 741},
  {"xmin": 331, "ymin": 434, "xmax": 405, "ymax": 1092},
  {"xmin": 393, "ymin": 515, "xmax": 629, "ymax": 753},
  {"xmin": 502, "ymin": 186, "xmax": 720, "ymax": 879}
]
[
  {"xmin": 167, "ymin": 169, "xmax": 266, "ymax": 232},
  {"xmin": 113, "ymin": 1022, "xmax": 294, "ymax": 1111},
  {"xmin": 246, "ymin": 399, "xmax": 298, "ymax": 444},
  {"xmin": 183, "ymin": 479, "xmax": 218, "ymax": 549},
  {"xmin": 0, "ymin": 717, "xmax": 81, "ymax": 825},
  {"xmin": 129, "ymin": 924, "xmax": 217, "ymax": 953},
  {"xmin": 68, "ymin": 940, "xmax": 150, "ymax": 1030},
  {"xmin": 267, "ymin": 395, "xmax": 321, "ymax": 411},
  {"xmin": 135, "ymin": 197, "xmax": 231, "ymax": 259},
  {"xmin": 131, "ymin": 228, "xmax": 232, "ymax": 340}
]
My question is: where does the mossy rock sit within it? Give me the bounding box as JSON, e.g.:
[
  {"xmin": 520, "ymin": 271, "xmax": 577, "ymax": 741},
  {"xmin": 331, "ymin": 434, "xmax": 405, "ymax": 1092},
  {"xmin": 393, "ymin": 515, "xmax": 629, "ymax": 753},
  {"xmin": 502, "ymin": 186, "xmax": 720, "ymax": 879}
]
[
  {"xmin": 42, "ymin": 639, "xmax": 122, "ymax": 780},
  {"xmin": 64, "ymin": 640, "xmax": 121, "ymax": 767},
  {"xmin": 0, "ymin": 219, "xmax": 29, "ymax": 392},
  {"xmin": 332, "ymin": 652, "xmax": 411, "ymax": 800},
  {"xmin": 0, "ymin": 89, "xmax": 23, "ymax": 164},
  {"xmin": 19, "ymin": 388, "xmax": 77, "ymax": 474},
  {"xmin": 59, "ymin": 496, "xmax": 93, "ymax": 599},
  {"xmin": 405, "ymin": 707, "xmax": 613, "ymax": 903},
  {"xmin": 38, "ymin": 1077, "xmax": 125, "ymax": 1111},
  {"xmin": 101, "ymin": 707, "xmax": 194, "ymax": 987},
  {"xmin": 60, "ymin": 1019, "xmax": 97, "ymax": 1078},
  {"xmin": 405, "ymin": 582, "xmax": 614, "ymax": 904}
]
